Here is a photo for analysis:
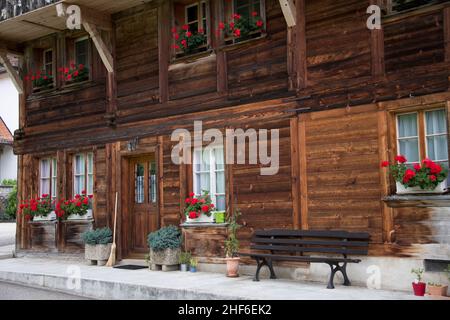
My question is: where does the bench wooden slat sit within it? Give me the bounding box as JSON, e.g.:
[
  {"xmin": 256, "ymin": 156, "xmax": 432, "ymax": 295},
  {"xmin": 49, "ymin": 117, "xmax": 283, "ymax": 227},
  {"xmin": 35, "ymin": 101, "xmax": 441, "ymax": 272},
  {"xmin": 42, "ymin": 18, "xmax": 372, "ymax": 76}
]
[
  {"xmin": 254, "ymin": 229, "xmax": 370, "ymax": 240},
  {"xmin": 250, "ymin": 244, "xmax": 368, "ymax": 256},
  {"xmin": 251, "ymin": 237, "xmax": 369, "ymax": 247},
  {"xmin": 239, "ymin": 252, "xmax": 361, "ymax": 264}
]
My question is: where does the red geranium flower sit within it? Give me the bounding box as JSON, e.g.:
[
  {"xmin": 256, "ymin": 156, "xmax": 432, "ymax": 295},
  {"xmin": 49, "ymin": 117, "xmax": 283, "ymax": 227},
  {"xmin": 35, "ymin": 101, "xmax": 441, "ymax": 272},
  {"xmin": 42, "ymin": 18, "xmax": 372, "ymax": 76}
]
[
  {"xmin": 251, "ymin": 11, "xmax": 258, "ymax": 17},
  {"xmin": 414, "ymin": 164, "xmax": 421, "ymax": 171},
  {"xmin": 189, "ymin": 211, "xmax": 198, "ymax": 219},
  {"xmin": 218, "ymin": 22, "xmax": 225, "ymax": 30},
  {"xmin": 189, "ymin": 192, "xmax": 195, "ymax": 197},
  {"xmin": 381, "ymin": 161, "xmax": 389, "ymax": 168},
  {"xmin": 256, "ymin": 20, "xmax": 264, "ymax": 28},
  {"xmin": 186, "ymin": 31, "xmax": 192, "ymax": 38},
  {"xmin": 234, "ymin": 29, "xmax": 241, "ymax": 37},
  {"xmin": 395, "ymin": 155, "xmax": 407, "ymax": 164},
  {"xmin": 182, "ymin": 24, "xmax": 189, "ymax": 31},
  {"xmin": 191, "ymin": 198, "xmax": 198, "ymax": 205},
  {"xmin": 171, "ymin": 26, "xmax": 177, "ymax": 33},
  {"xmin": 430, "ymin": 175, "xmax": 437, "ymax": 182},
  {"xmin": 201, "ymin": 205, "xmax": 209, "ymax": 212}
]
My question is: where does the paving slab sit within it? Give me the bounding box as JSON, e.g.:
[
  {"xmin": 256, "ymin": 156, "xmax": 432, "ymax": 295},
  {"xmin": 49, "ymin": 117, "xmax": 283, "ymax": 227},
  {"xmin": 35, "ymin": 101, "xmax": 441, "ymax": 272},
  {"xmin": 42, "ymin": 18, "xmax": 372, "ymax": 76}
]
[{"xmin": 0, "ymin": 257, "xmax": 437, "ymax": 300}]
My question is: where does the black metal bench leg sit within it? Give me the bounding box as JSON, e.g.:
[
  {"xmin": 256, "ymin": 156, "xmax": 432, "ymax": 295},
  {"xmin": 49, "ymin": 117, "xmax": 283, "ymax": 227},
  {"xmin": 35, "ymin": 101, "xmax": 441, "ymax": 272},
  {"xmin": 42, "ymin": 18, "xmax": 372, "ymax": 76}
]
[
  {"xmin": 267, "ymin": 259, "xmax": 277, "ymax": 279},
  {"xmin": 253, "ymin": 258, "xmax": 264, "ymax": 282},
  {"xmin": 327, "ymin": 263, "xmax": 338, "ymax": 289},
  {"xmin": 341, "ymin": 263, "xmax": 351, "ymax": 286}
]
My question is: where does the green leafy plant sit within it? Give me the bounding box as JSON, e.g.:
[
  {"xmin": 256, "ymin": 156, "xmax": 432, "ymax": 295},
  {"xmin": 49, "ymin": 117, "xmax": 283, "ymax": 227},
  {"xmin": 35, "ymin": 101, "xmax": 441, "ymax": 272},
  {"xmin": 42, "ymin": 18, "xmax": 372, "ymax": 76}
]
[
  {"xmin": 179, "ymin": 251, "xmax": 192, "ymax": 265},
  {"xmin": 171, "ymin": 24, "xmax": 207, "ymax": 56},
  {"xmin": 19, "ymin": 194, "xmax": 52, "ymax": 221},
  {"xmin": 411, "ymin": 268, "xmax": 424, "ymax": 282},
  {"xmin": 56, "ymin": 191, "xmax": 93, "ymax": 219},
  {"xmin": 82, "ymin": 228, "xmax": 113, "ymax": 245},
  {"xmin": 428, "ymin": 282, "xmax": 443, "ymax": 287},
  {"xmin": 190, "ymin": 257, "xmax": 198, "ymax": 268},
  {"xmin": 5, "ymin": 185, "xmax": 17, "ymax": 220},
  {"xmin": 184, "ymin": 191, "xmax": 215, "ymax": 219},
  {"xmin": 445, "ymin": 265, "xmax": 450, "ymax": 281},
  {"xmin": 382, "ymin": 156, "xmax": 448, "ymax": 190},
  {"xmin": 1, "ymin": 179, "xmax": 17, "ymax": 186},
  {"xmin": 224, "ymin": 209, "xmax": 241, "ymax": 258},
  {"xmin": 218, "ymin": 12, "xmax": 265, "ymax": 43},
  {"xmin": 147, "ymin": 225, "xmax": 182, "ymax": 251}
]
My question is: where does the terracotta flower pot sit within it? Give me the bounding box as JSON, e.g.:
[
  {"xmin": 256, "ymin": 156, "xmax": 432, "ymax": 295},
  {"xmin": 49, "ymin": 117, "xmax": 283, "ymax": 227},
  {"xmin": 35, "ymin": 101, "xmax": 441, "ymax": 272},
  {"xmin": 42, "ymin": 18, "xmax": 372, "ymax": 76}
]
[
  {"xmin": 226, "ymin": 257, "xmax": 240, "ymax": 278},
  {"xmin": 428, "ymin": 285, "xmax": 448, "ymax": 297},
  {"xmin": 412, "ymin": 282, "xmax": 426, "ymax": 296}
]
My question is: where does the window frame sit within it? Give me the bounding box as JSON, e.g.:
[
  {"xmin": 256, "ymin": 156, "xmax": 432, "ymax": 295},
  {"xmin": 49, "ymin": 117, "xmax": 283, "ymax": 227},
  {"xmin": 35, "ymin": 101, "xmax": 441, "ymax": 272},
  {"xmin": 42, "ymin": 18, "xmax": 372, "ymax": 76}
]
[
  {"xmin": 73, "ymin": 152, "xmax": 94, "ymax": 197},
  {"xmin": 64, "ymin": 34, "xmax": 92, "ymax": 86},
  {"xmin": 172, "ymin": 0, "xmax": 212, "ymax": 60},
  {"xmin": 192, "ymin": 146, "xmax": 226, "ymax": 211},
  {"xmin": 395, "ymin": 107, "xmax": 449, "ymax": 166},
  {"xmin": 39, "ymin": 157, "xmax": 57, "ymax": 201},
  {"xmin": 384, "ymin": 0, "xmax": 446, "ymax": 15},
  {"xmin": 222, "ymin": 0, "xmax": 267, "ymax": 46}
]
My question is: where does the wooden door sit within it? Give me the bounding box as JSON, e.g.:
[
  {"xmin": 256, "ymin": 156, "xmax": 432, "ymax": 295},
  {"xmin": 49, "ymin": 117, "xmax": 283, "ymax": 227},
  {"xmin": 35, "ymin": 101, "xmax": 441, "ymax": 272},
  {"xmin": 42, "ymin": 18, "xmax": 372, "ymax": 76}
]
[{"xmin": 128, "ymin": 155, "xmax": 158, "ymax": 257}]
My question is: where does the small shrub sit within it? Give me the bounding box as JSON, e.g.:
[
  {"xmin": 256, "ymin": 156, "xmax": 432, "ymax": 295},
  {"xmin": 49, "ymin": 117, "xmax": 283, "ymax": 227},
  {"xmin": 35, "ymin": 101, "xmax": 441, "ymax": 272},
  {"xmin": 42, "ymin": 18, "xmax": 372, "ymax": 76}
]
[
  {"xmin": 5, "ymin": 185, "xmax": 17, "ymax": 220},
  {"xmin": 147, "ymin": 225, "xmax": 182, "ymax": 251},
  {"xmin": 225, "ymin": 210, "xmax": 241, "ymax": 258},
  {"xmin": 411, "ymin": 268, "xmax": 424, "ymax": 282},
  {"xmin": 82, "ymin": 228, "xmax": 113, "ymax": 245},
  {"xmin": 179, "ymin": 251, "xmax": 192, "ymax": 265}
]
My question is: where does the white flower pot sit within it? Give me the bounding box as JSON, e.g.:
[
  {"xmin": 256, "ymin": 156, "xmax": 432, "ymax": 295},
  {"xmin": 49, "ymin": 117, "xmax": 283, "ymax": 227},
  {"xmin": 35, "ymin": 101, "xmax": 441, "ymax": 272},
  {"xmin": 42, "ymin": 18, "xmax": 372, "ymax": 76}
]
[
  {"xmin": 67, "ymin": 209, "xmax": 93, "ymax": 221},
  {"xmin": 33, "ymin": 211, "xmax": 57, "ymax": 222},
  {"xmin": 186, "ymin": 212, "xmax": 215, "ymax": 224},
  {"xmin": 396, "ymin": 182, "xmax": 447, "ymax": 195}
]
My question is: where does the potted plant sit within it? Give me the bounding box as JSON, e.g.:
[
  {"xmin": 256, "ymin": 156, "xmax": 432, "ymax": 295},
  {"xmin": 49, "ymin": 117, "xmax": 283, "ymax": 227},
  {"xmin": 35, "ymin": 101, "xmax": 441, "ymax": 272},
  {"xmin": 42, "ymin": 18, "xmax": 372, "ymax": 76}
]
[
  {"xmin": 147, "ymin": 225, "xmax": 182, "ymax": 270},
  {"xmin": 60, "ymin": 63, "xmax": 89, "ymax": 83},
  {"xmin": 218, "ymin": 12, "xmax": 265, "ymax": 44},
  {"xmin": 411, "ymin": 268, "xmax": 426, "ymax": 296},
  {"xmin": 171, "ymin": 24, "xmax": 207, "ymax": 57},
  {"xmin": 184, "ymin": 191, "xmax": 216, "ymax": 223},
  {"xmin": 381, "ymin": 156, "xmax": 448, "ymax": 194},
  {"xmin": 19, "ymin": 194, "xmax": 55, "ymax": 221},
  {"xmin": 82, "ymin": 227, "xmax": 113, "ymax": 266},
  {"xmin": 179, "ymin": 251, "xmax": 191, "ymax": 272},
  {"xmin": 56, "ymin": 191, "xmax": 93, "ymax": 220},
  {"xmin": 224, "ymin": 210, "xmax": 241, "ymax": 278},
  {"xmin": 190, "ymin": 257, "xmax": 198, "ymax": 273},
  {"xmin": 428, "ymin": 283, "xmax": 448, "ymax": 297}
]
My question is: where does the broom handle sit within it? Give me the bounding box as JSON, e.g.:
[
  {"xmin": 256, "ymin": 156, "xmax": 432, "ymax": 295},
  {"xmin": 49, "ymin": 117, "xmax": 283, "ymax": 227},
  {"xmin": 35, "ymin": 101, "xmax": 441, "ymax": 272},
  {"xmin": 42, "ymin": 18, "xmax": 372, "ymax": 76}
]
[{"xmin": 113, "ymin": 192, "xmax": 118, "ymax": 244}]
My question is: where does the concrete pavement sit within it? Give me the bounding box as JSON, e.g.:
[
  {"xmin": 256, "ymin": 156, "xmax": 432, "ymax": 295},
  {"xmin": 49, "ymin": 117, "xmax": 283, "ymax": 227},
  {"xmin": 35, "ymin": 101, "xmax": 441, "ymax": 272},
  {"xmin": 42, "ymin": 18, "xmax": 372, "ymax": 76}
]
[
  {"xmin": 0, "ymin": 281, "xmax": 91, "ymax": 300},
  {"xmin": 0, "ymin": 257, "xmax": 434, "ymax": 300},
  {"xmin": 0, "ymin": 223, "xmax": 15, "ymax": 260}
]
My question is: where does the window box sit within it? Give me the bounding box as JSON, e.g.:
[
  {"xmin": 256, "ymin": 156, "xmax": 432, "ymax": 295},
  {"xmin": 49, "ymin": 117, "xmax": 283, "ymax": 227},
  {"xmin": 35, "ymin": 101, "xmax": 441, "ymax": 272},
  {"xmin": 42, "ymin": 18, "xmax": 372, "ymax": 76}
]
[
  {"xmin": 186, "ymin": 211, "xmax": 216, "ymax": 224},
  {"xmin": 66, "ymin": 209, "xmax": 93, "ymax": 221},
  {"xmin": 32, "ymin": 211, "xmax": 57, "ymax": 222},
  {"xmin": 396, "ymin": 181, "xmax": 447, "ymax": 195}
]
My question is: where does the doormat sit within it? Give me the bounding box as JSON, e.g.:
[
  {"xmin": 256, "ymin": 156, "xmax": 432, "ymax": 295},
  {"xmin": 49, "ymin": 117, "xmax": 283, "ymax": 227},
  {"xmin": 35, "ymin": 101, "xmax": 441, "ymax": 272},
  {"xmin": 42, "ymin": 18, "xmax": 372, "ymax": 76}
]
[{"xmin": 113, "ymin": 265, "xmax": 148, "ymax": 270}]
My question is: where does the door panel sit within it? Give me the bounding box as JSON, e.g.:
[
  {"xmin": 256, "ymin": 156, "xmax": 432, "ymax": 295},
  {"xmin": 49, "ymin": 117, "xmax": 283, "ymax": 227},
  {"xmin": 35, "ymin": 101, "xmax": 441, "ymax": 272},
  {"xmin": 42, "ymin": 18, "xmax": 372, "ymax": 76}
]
[{"xmin": 129, "ymin": 155, "xmax": 158, "ymax": 256}]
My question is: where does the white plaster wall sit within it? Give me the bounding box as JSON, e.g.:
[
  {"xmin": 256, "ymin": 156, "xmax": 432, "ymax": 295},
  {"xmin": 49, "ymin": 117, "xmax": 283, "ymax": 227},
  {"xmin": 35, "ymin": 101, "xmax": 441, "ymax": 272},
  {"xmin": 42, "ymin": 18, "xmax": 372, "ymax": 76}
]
[
  {"xmin": 0, "ymin": 72, "xmax": 19, "ymax": 132},
  {"xmin": 0, "ymin": 145, "xmax": 16, "ymax": 181},
  {"xmin": 0, "ymin": 72, "xmax": 19, "ymax": 182}
]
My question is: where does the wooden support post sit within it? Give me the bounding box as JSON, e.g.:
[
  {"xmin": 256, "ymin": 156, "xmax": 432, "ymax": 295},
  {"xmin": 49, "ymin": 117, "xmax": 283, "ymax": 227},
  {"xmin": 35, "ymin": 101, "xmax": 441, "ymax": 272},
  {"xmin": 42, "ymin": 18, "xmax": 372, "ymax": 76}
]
[
  {"xmin": 378, "ymin": 110, "xmax": 394, "ymax": 243},
  {"xmin": 212, "ymin": 0, "xmax": 228, "ymax": 94},
  {"xmin": 0, "ymin": 50, "xmax": 24, "ymax": 94},
  {"xmin": 158, "ymin": 1, "xmax": 170, "ymax": 103},
  {"xmin": 370, "ymin": 0, "xmax": 385, "ymax": 78},
  {"xmin": 83, "ymin": 22, "xmax": 114, "ymax": 73},
  {"xmin": 444, "ymin": 7, "xmax": 450, "ymax": 62},
  {"xmin": 290, "ymin": 117, "xmax": 301, "ymax": 229},
  {"xmin": 294, "ymin": 0, "xmax": 307, "ymax": 90},
  {"xmin": 157, "ymin": 136, "xmax": 164, "ymax": 227},
  {"xmin": 298, "ymin": 115, "xmax": 309, "ymax": 230},
  {"xmin": 279, "ymin": 0, "xmax": 297, "ymax": 27}
]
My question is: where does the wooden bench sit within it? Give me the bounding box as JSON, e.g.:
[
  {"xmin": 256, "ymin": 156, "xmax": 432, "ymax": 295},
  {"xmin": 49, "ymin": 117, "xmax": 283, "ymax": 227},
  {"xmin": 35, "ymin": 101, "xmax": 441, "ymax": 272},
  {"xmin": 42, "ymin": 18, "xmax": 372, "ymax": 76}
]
[{"xmin": 239, "ymin": 229, "xmax": 370, "ymax": 289}]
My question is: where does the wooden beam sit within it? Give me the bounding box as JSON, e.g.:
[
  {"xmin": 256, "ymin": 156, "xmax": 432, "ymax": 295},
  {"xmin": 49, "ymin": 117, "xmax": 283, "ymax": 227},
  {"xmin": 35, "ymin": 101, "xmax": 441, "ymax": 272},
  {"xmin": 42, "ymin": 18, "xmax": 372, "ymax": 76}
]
[
  {"xmin": 444, "ymin": 7, "xmax": 450, "ymax": 63},
  {"xmin": 290, "ymin": 117, "xmax": 301, "ymax": 229},
  {"xmin": 370, "ymin": 0, "xmax": 385, "ymax": 78},
  {"xmin": 298, "ymin": 115, "xmax": 309, "ymax": 230},
  {"xmin": 295, "ymin": 0, "xmax": 307, "ymax": 89},
  {"xmin": 82, "ymin": 22, "xmax": 114, "ymax": 73},
  {"xmin": 158, "ymin": 1, "xmax": 170, "ymax": 103},
  {"xmin": 212, "ymin": 0, "xmax": 228, "ymax": 94},
  {"xmin": 378, "ymin": 110, "xmax": 394, "ymax": 243},
  {"xmin": 0, "ymin": 50, "xmax": 24, "ymax": 94},
  {"xmin": 279, "ymin": 0, "xmax": 296, "ymax": 27}
]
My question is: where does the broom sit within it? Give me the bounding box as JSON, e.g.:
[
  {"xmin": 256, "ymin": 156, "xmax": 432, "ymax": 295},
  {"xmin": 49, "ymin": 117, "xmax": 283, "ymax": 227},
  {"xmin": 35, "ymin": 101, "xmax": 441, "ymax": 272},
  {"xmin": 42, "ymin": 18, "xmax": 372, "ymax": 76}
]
[{"xmin": 106, "ymin": 192, "xmax": 118, "ymax": 267}]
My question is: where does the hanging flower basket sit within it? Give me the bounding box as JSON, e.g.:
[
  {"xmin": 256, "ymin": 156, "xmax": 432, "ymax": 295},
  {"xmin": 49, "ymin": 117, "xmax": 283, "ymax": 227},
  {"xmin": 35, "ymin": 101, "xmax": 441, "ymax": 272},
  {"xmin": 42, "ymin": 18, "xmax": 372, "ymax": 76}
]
[{"xmin": 381, "ymin": 155, "xmax": 448, "ymax": 195}]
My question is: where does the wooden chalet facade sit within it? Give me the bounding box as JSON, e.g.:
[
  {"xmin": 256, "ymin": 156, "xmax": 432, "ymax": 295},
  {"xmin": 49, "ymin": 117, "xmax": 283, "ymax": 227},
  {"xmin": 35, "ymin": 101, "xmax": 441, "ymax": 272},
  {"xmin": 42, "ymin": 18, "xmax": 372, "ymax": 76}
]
[{"xmin": 1, "ymin": 0, "xmax": 449, "ymax": 288}]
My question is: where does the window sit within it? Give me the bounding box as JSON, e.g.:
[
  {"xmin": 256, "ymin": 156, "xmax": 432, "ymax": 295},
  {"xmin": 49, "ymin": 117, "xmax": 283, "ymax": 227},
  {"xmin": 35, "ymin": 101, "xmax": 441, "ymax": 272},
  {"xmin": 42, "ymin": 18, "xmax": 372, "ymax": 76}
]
[
  {"xmin": 396, "ymin": 108, "xmax": 448, "ymax": 170},
  {"xmin": 75, "ymin": 37, "xmax": 89, "ymax": 67},
  {"xmin": 193, "ymin": 147, "xmax": 226, "ymax": 211},
  {"xmin": 223, "ymin": 0, "xmax": 265, "ymax": 44},
  {"xmin": 39, "ymin": 158, "xmax": 57, "ymax": 201},
  {"xmin": 73, "ymin": 152, "xmax": 94, "ymax": 196},
  {"xmin": 172, "ymin": 0, "xmax": 209, "ymax": 58},
  {"xmin": 385, "ymin": 0, "xmax": 446, "ymax": 15},
  {"xmin": 134, "ymin": 159, "xmax": 157, "ymax": 204},
  {"xmin": 43, "ymin": 49, "xmax": 54, "ymax": 75}
]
